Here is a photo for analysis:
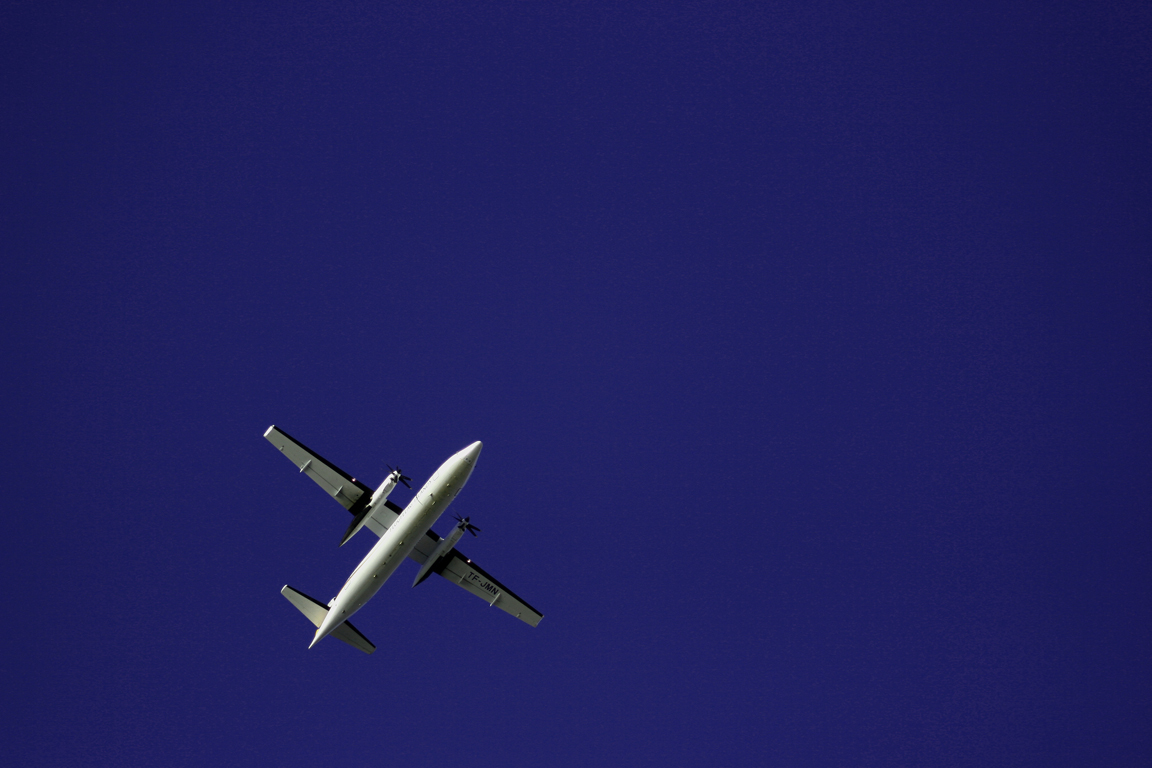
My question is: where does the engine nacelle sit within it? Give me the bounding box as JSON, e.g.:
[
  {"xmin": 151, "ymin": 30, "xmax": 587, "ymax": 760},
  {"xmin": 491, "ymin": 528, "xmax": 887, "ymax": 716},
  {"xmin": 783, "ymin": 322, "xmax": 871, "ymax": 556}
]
[
  {"xmin": 411, "ymin": 519, "xmax": 467, "ymax": 587},
  {"xmin": 340, "ymin": 471, "xmax": 403, "ymax": 546},
  {"xmin": 369, "ymin": 473, "xmax": 399, "ymax": 509}
]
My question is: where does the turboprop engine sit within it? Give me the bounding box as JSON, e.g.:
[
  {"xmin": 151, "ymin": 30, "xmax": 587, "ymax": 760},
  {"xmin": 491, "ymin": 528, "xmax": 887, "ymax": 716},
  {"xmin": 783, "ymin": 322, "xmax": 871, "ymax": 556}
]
[
  {"xmin": 340, "ymin": 467, "xmax": 411, "ymax": 546},
  {"xmin": 412, "ymin": 514, "xmax": 480, "ymax": 587},
  {"xmin": 374, "ymin": 465, "xmax": 411, "ymax": 504}
]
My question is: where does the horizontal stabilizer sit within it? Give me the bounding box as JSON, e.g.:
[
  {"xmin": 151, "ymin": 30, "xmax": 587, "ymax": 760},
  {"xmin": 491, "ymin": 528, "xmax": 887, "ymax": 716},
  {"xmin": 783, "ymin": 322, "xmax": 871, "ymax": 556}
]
[{"xmin": 281, "ymin": 585, "xmax": 376, "ymax": 654}]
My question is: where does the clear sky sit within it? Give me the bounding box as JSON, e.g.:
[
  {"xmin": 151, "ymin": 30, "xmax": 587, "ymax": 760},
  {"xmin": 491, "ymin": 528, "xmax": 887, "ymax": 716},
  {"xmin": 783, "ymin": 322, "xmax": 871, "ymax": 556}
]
[{"xmin": 2, "ymin": 2, "xmax": 1149, "ymax": 766}]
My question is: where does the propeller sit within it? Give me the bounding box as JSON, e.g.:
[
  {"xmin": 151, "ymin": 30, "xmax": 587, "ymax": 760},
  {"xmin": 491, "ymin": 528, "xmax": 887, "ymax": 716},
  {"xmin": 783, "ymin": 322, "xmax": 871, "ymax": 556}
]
[
  {"xmin": 386, "ymin": 464, "xmax": 412, "ymax": 488},
  {"xmin": 453, "ymin": 513, "xmax": 481, "ymax": 537}
]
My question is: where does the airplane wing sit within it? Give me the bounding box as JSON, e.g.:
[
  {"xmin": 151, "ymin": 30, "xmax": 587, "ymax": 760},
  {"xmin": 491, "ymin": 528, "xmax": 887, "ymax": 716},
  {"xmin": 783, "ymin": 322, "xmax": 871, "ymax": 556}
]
[
  {"xmin": 420, "ymin": 546, "xmax": 544, "ymax": 627},
  {"xmin": 368, "ymin": 513, "xmax": 543, "ymax": 627},
  {"xmin": 264, "ymin": 425, "xmax": 373, "ymax": 511}
]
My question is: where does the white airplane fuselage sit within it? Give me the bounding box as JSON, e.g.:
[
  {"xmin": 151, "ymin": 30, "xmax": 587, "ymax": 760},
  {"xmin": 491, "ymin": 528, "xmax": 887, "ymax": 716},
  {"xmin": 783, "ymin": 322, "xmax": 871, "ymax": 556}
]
[{"xmin": 311, "ymin": 440, "xmax": 482, "ymax": 647}]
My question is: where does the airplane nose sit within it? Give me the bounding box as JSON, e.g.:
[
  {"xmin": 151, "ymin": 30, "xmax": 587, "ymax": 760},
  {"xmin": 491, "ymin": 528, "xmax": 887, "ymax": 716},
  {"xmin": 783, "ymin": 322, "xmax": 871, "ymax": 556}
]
[{"xmin": 463, "ymin": 441, "xmax": 482, "ymax": 462}]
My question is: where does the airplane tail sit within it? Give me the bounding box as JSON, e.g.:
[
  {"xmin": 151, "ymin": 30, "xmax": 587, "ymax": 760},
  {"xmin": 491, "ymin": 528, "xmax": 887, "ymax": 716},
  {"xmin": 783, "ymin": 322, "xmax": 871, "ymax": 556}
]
[{"xmin": 281, "ymin": 585, "xmax": 376, "ymax": 654}]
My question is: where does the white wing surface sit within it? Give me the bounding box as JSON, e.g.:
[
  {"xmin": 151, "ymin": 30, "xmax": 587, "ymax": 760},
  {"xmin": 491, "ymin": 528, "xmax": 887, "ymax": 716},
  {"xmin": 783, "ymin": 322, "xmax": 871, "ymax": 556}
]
[
  {"xmin": 428, "ymin": 548, "xmax": 544, "ymax": 627},
  {"xmin": 264, "ymin": 426, "xmax": 371, "ymax": 511},
  {"xmin": 382, "ymin": 526, "xmax": 543, "ymax": 626},
  {"xmin": 364, "ymin": 520, "xmax": 541, "ymax": 625},
  {"xmin": 363, "ymin": 516, "xmax": 543, "ymax": 627}
]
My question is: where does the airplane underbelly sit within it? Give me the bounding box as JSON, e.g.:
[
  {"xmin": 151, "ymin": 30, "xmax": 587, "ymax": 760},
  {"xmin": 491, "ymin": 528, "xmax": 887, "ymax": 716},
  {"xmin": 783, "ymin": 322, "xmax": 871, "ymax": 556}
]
[
  {"xmin": 343, "ymin": 497, "xmax": 439, "ymax": 602},
  {"xmin": 334, "ymin": 467, "xmax": 469, "ymax": 619}
]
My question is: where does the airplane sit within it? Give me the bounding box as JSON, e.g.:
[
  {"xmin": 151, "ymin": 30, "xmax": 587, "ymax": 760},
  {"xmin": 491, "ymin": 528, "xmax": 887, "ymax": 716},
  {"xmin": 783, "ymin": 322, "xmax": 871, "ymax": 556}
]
[{"xmin": 264, "ymin": 426, "xmax": 543, "ymax": 654}]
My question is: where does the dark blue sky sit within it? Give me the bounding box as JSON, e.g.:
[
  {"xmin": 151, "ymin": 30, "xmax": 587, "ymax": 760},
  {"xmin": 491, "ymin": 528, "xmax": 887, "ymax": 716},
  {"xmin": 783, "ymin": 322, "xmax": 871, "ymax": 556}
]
[{"xmin": 3, "ymin": 2, "xmax": 1149, "ymax": 765}]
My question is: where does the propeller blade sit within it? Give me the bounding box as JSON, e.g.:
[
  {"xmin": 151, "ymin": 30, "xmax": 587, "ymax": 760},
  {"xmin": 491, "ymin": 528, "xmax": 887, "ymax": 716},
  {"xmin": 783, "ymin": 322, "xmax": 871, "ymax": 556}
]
[
  {"xmin": 387, "ymin": 464, "xmax": 413, "ymax": 488},
  {"xmin": 453, "ymin": 514, "xmax": 480, "ymax": 536}
]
